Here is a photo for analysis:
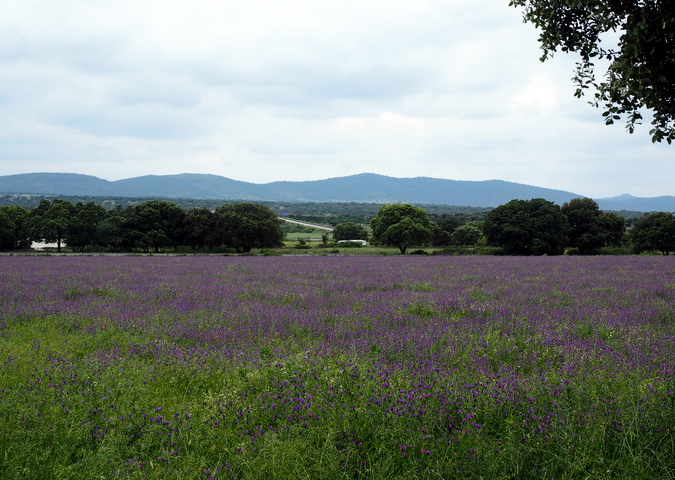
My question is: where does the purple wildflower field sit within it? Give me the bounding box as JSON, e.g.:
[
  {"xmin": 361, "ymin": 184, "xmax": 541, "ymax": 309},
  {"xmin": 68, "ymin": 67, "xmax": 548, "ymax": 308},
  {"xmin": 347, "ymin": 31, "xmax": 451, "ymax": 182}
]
[{"xmin": 1, "ymin": 255, "xmax": 675, "ymax": 479}]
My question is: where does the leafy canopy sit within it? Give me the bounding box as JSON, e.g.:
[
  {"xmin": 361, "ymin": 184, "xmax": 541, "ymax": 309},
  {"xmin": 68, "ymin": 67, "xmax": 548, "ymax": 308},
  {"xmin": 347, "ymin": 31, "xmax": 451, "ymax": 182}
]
[
  {"xmin": 0, "ymin": 205, "xmax": 30, "ymax": 250},
  {"xmin": 483, "ymin": 198, "xmax": 568, "ymax": 255},
  {"xmin": 451, "ymin": 222, "xmax": 484, "ymax": 246},
  {"xmin": 631, "ymin": 211, "xmax": 675, "ymax": 255},
  {"xmin": 214, "ymin": 202, "xmax": 284, "ymax": 253},
  {"xmin": 332, "ymin": 222, "xmax": 368, "ymax": 242},
  {"xmin": 370, "ymin": 204, "xmax": 435, "ymax": 254},
  {"xmin": 510, "ymin": 0, "xmax": 675, "ymax": 143},
  {"xmin": 29, "ymin": 199, "xmax": 74, "ymax": 252},
  {"xmin": 561, "ymin": 197, "xmax": 625, "ymax": 254}
]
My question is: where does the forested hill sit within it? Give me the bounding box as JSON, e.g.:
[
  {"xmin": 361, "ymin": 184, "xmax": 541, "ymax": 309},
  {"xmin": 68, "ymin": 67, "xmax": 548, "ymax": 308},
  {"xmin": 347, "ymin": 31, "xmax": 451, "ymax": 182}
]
[{"xmin": 1, "ymin": 172, "xmax": 674, "ymax": 211}]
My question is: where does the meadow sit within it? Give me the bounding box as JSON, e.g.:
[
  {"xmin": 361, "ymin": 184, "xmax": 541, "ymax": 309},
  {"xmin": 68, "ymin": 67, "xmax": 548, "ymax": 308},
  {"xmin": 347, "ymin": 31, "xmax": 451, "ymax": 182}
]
[{"xmin": 1, "ymin": 255, "xmax": 674, "ymax": 479}]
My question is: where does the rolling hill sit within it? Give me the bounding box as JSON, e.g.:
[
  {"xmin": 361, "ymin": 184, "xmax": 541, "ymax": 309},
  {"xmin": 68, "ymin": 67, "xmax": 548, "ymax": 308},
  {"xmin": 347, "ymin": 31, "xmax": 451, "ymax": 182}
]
[{"xmin": 1, "ymin": 172, "xmax": 673, "ymax": 211}]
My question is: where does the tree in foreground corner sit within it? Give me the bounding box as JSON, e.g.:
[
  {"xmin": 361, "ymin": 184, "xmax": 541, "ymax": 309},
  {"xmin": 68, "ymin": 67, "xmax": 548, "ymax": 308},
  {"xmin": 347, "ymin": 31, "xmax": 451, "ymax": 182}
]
[
  {"xmin": 370, "ymin": 204, "xmax": 434, "ymax": 254},
  {"xmin": 510, "ymin": 0, "xmax": 675, "ymax": 143}
]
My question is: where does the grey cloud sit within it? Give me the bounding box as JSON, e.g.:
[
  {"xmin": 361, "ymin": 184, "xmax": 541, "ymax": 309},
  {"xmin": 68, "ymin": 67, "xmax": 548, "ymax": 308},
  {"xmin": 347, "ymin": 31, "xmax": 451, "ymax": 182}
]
[
  {"xmin": 109, "ymin": 73, "xmax": 203, "ymax": 110},
  {"xmin": 55, "ymin": 112, "xmax": 192, "ymax": 139},
  {"xmin": 0, "ymin": 0, "xmax": 672, "ymax": 197}
]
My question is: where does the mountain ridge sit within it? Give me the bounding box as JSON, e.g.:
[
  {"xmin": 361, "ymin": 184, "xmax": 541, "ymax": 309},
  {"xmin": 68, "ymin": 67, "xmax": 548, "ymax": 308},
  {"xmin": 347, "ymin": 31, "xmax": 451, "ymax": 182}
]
[{"xmin": 1, "ymin": 172, "xmax": 673, "ymax": 212}]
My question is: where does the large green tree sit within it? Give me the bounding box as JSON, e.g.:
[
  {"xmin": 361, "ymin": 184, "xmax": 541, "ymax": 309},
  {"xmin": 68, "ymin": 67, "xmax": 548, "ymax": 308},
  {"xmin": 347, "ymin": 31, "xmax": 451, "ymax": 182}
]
[
  {"xmin": 0, "ymin": 208, "xmax": 17, "ymax": 250},
  {"xmin": 370, "ymin": 204, "xmax": 435, "ymax": 254},
  {"xmin": 332, "ymin": 222, "xmax": 368, "ymax": 242},
  {"xmin": 214, "ymin": 203, "xmax": 284, "ymax": 253},
  {"xmin": 451, "ymin": 222, "xmax": 484, "ymax": 246},
  {"xmin": 483, "ymin": 198, "xmax": 568, "ymax": 255},
  {"xmin": 561, "ymin": 197, "xmax": 625, "ymax": 254},
  {"xmin": 131, "ymin": 200, "xmax": 186, "ymax": 253},
  {"xmin": 96, "ymin": 205, "xmax": 134, "ymax": 251},
  {"xmin": 29, "ymin": 199, "xmax": 74, "ymax": 252},
  {"xmin": 631, "ymin": 211, "xmax": 675, "ymax": 255},
  {"xmin": 65, "ymin": 201, "xmax": 107, "ymax": 252},
  {"xmin": 183, "ymin": 207, "xmax": 219, "ymax": 250},
  {"xmin": 596, "ymin": 211, "xmax": 627, "ymax": 247},
  {"xmin": 510, "ymin": 0, "xmax": 675, "ymax": 143},
  {"xmin": 428, "ymin": 213, "xmax": 460, "ymax": 246},
  {"xmin": 0, "ymin": 206, "xmax": 31, "ymax": 250}
]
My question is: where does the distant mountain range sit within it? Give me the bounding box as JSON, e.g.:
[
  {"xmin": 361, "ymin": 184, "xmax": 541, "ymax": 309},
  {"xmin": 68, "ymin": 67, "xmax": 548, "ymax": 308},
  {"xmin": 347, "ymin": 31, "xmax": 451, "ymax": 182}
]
[{"xmin": 1, "ymin": 172, "xmax": 673, "ymax": 212}]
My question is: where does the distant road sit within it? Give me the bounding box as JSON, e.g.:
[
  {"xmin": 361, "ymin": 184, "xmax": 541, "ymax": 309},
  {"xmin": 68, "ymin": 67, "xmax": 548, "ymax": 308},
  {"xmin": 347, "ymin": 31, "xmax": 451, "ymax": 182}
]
[{"xmin": 278, "ymin": 218, "xmax": 333, "ymax": 231}]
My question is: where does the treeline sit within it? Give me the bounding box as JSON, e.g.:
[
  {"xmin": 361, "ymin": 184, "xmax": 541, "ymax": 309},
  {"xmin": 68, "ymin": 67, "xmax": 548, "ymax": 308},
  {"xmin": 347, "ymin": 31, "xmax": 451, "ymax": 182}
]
[
  {"xmin": 2, "ymin": 197, "xmax": 673, "ymax": 255},
  {"xmin": 0, "ymin": 200, "xmax": 284, "ymax": 253},
  {"xmin": 0, "ymin": 193, "xmax": 649, "ymax": 227},
  {"xmin": 449, "ymin": 198, "xmax": 674, "ymax": 255},
  {"xmin": 365, "ymin": 198, "xmax": 675, "ymax": 255},
  {"xmin": 0, "ymin": 194, "xmax": 491, "ymax": 224}
]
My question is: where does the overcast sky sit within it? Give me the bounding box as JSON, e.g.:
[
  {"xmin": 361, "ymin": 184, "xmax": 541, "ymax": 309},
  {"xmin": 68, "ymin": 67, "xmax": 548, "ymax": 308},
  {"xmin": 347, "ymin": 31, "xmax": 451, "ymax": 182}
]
[{"xmin": 1, "ymin": 1, "xmax": 672, "ymax": 198}]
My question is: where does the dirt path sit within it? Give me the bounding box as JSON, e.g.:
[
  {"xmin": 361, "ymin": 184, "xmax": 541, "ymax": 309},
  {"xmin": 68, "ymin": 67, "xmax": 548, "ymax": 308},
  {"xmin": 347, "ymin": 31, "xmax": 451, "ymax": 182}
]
[{"xmin": 278, "ymin": 218, "xmax": 333, "ymax": 231}]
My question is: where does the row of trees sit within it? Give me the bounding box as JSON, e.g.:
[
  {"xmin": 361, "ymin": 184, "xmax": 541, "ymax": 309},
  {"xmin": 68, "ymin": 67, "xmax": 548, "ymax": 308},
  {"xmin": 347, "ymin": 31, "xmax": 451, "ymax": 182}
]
[
  {"xmin": 484, "ymin": 197, "xmax": 675, "ymax": 255},
  {"xmin": 367, "ymin": 199, "xmax": 675, "ymax": 255},
  {"xmin": 0, "ymin": 200, "xmax": 284, "ymax": 253},
  {"xmin": 482, "ymin": 198, "xmax": 624, "ymax": 255},
  {"xmin": 2, "ymin": 197, "xmax": 673, "ymax": 255}
]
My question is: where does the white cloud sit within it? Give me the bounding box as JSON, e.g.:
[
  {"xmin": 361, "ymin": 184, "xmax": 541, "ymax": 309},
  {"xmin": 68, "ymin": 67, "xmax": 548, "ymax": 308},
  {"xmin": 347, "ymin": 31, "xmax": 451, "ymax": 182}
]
[
  {"xmin": 508, "ymin": 72, "xmax": 558, "ymax": 115},
  {"xmin": 0, "ymin": 0, "xmax": 672, "ymax": 198}
]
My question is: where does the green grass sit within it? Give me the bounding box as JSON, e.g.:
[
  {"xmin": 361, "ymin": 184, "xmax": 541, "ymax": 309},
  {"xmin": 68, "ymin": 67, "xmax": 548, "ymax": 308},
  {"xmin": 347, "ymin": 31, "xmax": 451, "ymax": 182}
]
[
  {"xmin": 3, "ymin": 318, "xmax": 673, "ymax": 479},
  {"xmin": 2, "ymin": 256, "xmax": 675, "ymax": 479}
]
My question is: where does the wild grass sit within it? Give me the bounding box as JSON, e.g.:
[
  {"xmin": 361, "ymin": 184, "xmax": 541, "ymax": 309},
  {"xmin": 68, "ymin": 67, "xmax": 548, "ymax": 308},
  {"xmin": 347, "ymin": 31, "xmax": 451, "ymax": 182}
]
[{"xmin": 1, "ymin": 256, "xmax": 674, "ymax": 479}]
